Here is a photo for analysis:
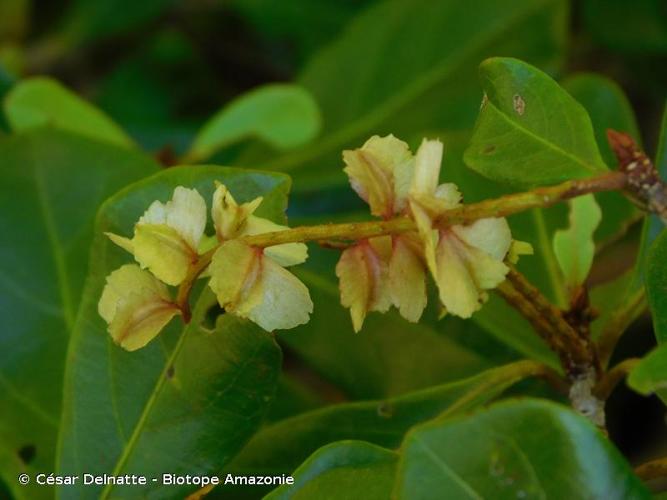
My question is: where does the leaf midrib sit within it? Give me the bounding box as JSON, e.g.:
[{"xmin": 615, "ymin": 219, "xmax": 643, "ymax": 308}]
[{"xmin": 258, "ymin": 0, "xmax": 558, "ymax": 174}]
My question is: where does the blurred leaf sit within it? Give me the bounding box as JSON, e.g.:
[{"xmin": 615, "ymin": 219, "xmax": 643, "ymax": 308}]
[
  {"xmin": 647, "ymin": 231, "xmax": 667, "ymax": 343},
  {"xmin": 583, "ymin": 0, "xmax": 667, "ymax": 53},
  {"xmin": 0, "ymin": 128, "xmax": 159, "ymax": 500},
  {"xmin": 562, "ymin": 73, "xmax": 640, "ymax": 245},
  {"xmin": 0, "ymin": 0, "xmax": 28, "ymax": 41},
  {"xmin": 394, "ymin": 399, "xmax": 649, "ymax": 499},
  {"xmin": 266, "ymin": 441, "xmax": 397, "ymax": 500},
  {"xmin": 4, "ymin": 78, "xmax": 134, "ymax": 148},
  {"xmin": 60, "ymin": 0, "xmax": 175, "ymax": 45},
  {"xmin": 465, "ymin": 57, "xmax": 607, "ymax": 187},
  {"xmin": 57, "ymin": 166, "xmax": 289, "ymax": 499},
  {"xmin": 248, "ymin": 0, "xmax": 568, "ymax": 193},
  {"xmin": 628, "ymin": 343, "xmax": 667, "ymax": 401},
  {"xmin": 186, "ymin": 84, "xmax": 321, "ymax": 163},
  {"xmin": 553, "ymin": 195, "xmax": 602, "ymax": 290},
  {"xmin": 230, "ymin": 0, "xmax": 374, "ymax": 66},
  {"xmin": 225, "ymin": 360, "xmax": 549, "ymax": 490}
]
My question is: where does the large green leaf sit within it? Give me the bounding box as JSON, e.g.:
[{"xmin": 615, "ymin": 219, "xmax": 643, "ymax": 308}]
[
  {"xmin": 562, "ymin": 72, "xmax": 640, "ymax": 245},
  {"xmin": 3, "ymin": 78, "xmax": 135, "ymax": 148},
  {"xmin": 266, "ymin": 441, "xmax": 397, "ymax": 500},
  {"xmin": 394, "ymin": 399, "xmax": 649, "ymax": 499},
  {"xmin": 0, "ymin": 128, "xmax": 159, "ymax": 500},
  {"xmin": 647, "ymin": 231, "xmax": 667, "ymax": 343},
  {"xmin": 56, "ymin": 167, "xmax": 289, "ymax": 499},
  {"xmin": 185, "ymin": 84, "xmax": 321, "ymax": 163},
  {"xmin": 224, "ymin": 361, "xmax": 551, "ymax": 489},
  {"xmin": 464, "ymin": 58, "xmax": 607, "ymax": 187},
  {"xmin": 245, "ymin": 0, "xmax": 567, "ymax": 192}
]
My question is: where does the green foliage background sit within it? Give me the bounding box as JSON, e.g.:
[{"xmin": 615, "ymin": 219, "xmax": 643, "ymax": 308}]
[{"xmin": 1, "ymin": 0, "xmax": 667, "ymax": 498}]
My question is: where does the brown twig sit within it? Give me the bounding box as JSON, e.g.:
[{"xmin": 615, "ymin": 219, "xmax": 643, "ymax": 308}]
[{"xmin": 593, "ymin": 358, "xmax": 641, "ymax": 400}]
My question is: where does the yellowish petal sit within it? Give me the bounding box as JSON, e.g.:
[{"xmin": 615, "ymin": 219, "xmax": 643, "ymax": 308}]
[
  {"xmin": 105, "ymin": 232, "xmax": 134, "ymax": 254},
  {"xmin": 452, "ymin": 217, "xmax": 512, "ymax": 261},
  {"xmin": 243, "ymin": 215, "xmax": 308, "ymax": 267},
  {"xmin": 335, "ymin": 241, "xmax": 391, "ymax": 332},
  {"xmin": 98, "ymin": 264, "xmax": 179, "ymax": 351},
  {"xmin": 389, "ymin": 235, "xmax": 427, "ymax": 322},
  {"xmin": 434, "ymin": 235, "xmax": 481, "ymax": 318},
  {"xmin": 134, "ymin": 223, "xmax": 197, "ymax": 285},
  {"xmin": 410, "ymin": 201, "xmax": 438, "ymax": 276},
  {"xmin": 211, "ymin": 182, "xmax": 263, "ymax": 240},
  {"xmin": 208, "ymin": 240, "xmax": 262, "ymax": 312},
  {"xmin": 433, "ymin": 183, "xmax": 462, "ymax": 208},
  {"xmin": 246, "ymin": 257, "xmax": 313, "ymax": 331},
  {"xmin": 343, "ymin": 135, "xmax": 411, "ymax": 218},
  {"xmin": 508, "ymin": 240, "xmax": 534, "ymax": 264},
  {"xmin": 140, "ymin": 186, "xmax": 206, "ymax": 250},
  {"xmin": 464, "ymin": 243, "xmax": 510, "ymax": 290},
  {"xmin": 410, "ymin": 139, "xmax": 443, "ymax": 198}
]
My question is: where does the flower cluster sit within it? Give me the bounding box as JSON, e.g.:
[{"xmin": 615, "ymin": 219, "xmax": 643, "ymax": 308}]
[
  {"xmin": 99, "ymin": 183, "xmax": 312, "ymax": 350},
  {"xmin": 338, "ymin": 135, "xmax": 531, "ymax": 331},
  {"xmin": 98, "ymin": 134, "xmax": 531, "ymax": 350}
]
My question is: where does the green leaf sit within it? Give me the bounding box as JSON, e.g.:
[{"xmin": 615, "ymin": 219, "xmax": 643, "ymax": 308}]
[
  {"xmin": 464, "ymin": 57, "xmax": 607, "ymax": 187},
  {"xmin": 553, "ymin": 194, "xmax": 602, "ymax": 289},
  {"xmin": 4, "ymin": 77, "xmax": 135, "ymax": 148},
  {"xmin": 628, "ymin": 343, "xmax": 667, "ymax": 399},
  {"xmin": 286, "ymin": 264, "xmax": 493, "ymax": 399},
  {"xmin": 562, "ymin": 73, "xmax": 640, "ymax": 245},
  {"xmin": 60, "ymin": 0, "xmax": 175, "ymax": 45},
  {"xmin": 225, "ymin": 361, "xmax": 550, "ymax": 485},
  {"xmin": 57, "ymin": 166, "xmax": 289, "ymax": 499},
  {"xmin": 583, "ymin": 0, "xmax": 667, "ymax": 53},
  {"xmin": 394, "ymin": 399, "xmax": 649, "ymax": 499},
  {"xmin": 0, "ymin": 128, "xmax": 159, "ymax": 500},
  {"xmin": 245, "ymin": 0, "xmax": 567, "ymax": 193},
  {"xmin": 647, "ymin": 231, "xmax": 667, "ymax": 343},
  {"xmin": 266, "ymin": 441, "xmax": 397, "ymax": 500},
  {"xmin": 185, "ymin": 84, "xmax": 321, "ymax": 163}
]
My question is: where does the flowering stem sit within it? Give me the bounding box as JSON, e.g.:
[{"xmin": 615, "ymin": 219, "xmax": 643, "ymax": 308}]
[{"xmin": 175, "ymin": 172, "xmax": 627, "ymax": 334}]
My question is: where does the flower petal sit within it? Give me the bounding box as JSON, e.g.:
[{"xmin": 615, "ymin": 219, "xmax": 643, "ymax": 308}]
[
  {"xmin": 211, "ymin": 182, "xmax": 263, "ymax": 240},
  {"xmin": 208, "ymin": 240, "xmax": 263, "ymax": 313},
  {"xmin": 452, "ymin": 217, "xmax": 512, "ymax": 260},
  {"xmin": 336, "ymin": 241, "xmax": 391, "ymax": 332},
  {"xmin": 410, "ymin": 139, "xmax": 443, "ymax": 198},
  {"xmin": 246, "ymin": 257, "xmax": 313, "ymax": 331},
  {"xmin": 105, "ymin": 232, "xmax": 134, "ymax": 254},
  {"xmin": 343, "ymin": 135, "xmax": 411, "ymax": 218},
  {"xmin": 134, "ymin": 223, "xmax": 197, "ymax": 285},
  {"xmin": 98, "ymin": 264, "xmax": 179, "ymax": 351},
  {"xmin": 140, "ymin": 186, "xmax": 206, "ymax": 250},
  {"xmin": 243, "ymin": 215, "xmax": 308, "ymax": 267},
  {"xmin": 434, "ymin": 235, "xmax": 481, "ymax": 318},
  {"xmin": 389, "ymin": 235, "xmax": 427, "ymax": 322}
]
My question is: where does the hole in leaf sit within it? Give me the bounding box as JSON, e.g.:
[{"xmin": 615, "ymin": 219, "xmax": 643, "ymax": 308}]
[
  {"xmin": 201, "ymin": 303, "xmax": 225, "ymax": 330},
  {"xmin": 166, "ymin": 365, "xmax": 175, "ymax": 379},
  {"xmin": 17, "ymin": 445, "xmax": 36, "ymax": 465}
]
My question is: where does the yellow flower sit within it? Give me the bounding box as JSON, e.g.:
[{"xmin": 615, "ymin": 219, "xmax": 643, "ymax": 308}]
[
  {"xmin": 409, "ymin": 139, "xmax": 514, "ymax": 318},
  {"xmin": 208, "ymin": 240, "xmax": 313, "ymax": 331},
  {"xmin": 106, "ymin": 186, "xmax": 207, "ymax": 286},
  {"xmin": 341, "ymin": 136, "xmax": 429, "ymax": 327},
  {"xmin": 210, "ymin": 182, "xmax": 307, "ymax": 266},
  {"xmin": 98, "ymin": 264, "xmax": 180, "ymax": 351}
]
